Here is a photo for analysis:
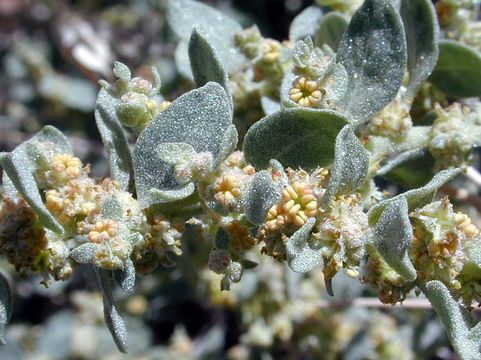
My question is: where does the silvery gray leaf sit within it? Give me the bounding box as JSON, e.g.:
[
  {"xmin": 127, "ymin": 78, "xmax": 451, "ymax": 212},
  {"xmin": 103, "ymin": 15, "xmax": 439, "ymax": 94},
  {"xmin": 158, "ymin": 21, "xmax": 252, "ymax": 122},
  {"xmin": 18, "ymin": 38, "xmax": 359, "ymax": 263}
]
[
  {"xmin": 114, "ymin": 259, "xmax": 136, "ymax": 293},
  {"xmin": 70, "ymin": 243, "xmax": 97, "ymax": 264},
  {"xmin": 113, "ymin": 61, "xmax": 131, "ymax": 81},
  {"xmin": 261, "ymin": 96, "xmax": 281, "ymax": 116},
  {"xmin": 166, "ymin": 0, "xmax": 245, "ymax": 73},
  {"xmin": 400, "ymin": 0, "xmax": 439, "ymax": 97},
  {"xmin": 286, "ymin": 218, "xmax": 320, "ymax": 273},
  {"xmin": 376, "ymin": 148, "xmax": 426, "ymax": 177},
  {"xmin": 0, "ymin": 126, "xmax": 72, "ymax": 234},
  {"xmin": 95, "ymin": 269, "xmax": 129, "ymax": 354},
  {"xmin": 242, "ymin": 170, "xmax": 283, "ymax": 225},
  {"xmin": 215, "ymin": 125, "xmax": 238, "ymax": 168},
  {"xmin": 289, "ymin": 5, "xmax": 324, "ymax": 42},
  {"xmin": 101, "ymin": 195, "xmax": 123, "ymax": 221},
  {"xmin": 325, "ymin": 125, "xmax": 369, "ymax": 203},
  {"xmin": 315, "ymin": 11, "xmax": 348, "ymax": 52},
  {"xmin": 373, "ymin": 197, "xmax": 416, "ymax": 280},
  {"xmin": 157, "ymin": 143, "xmax": 197, "ymax": 165},
  {"xmin": 175, "ymin": 41, "xmax": 194, "ymax": 81},
  {"xmin": 369, "ymin": 168, "xmax": 461, "ymax": 225},
  {"xmin": 133, "ymin": 82, "xmax": 232, "ymax": 208},
  {"xmin": 421, "ymin": 281, "xmax": 481, "ymax": 360},
  {"xmin": 95, "ymin": 89, "xmax": 134, "ymax": 192},
  {"xmin": 336, "ymin": 0, "xmax": 407, "ymax": 123},
  {"xmin": 243, "ymin": 108, "xmax": 348, "ymax": 170},
  {"xmin": 0, "ymin": 273, "xmax": 12, "ymax": 346},
  {"xmin": 188, "ymin": 29, "xmax": 232, "ymax": 110}
]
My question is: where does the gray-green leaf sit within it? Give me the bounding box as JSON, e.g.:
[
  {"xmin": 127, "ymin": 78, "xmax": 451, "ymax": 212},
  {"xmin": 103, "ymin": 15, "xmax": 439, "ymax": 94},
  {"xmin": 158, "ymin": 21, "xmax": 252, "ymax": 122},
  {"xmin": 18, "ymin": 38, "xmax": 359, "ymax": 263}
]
[
  {"xmin": 243, "ymin": 108, "xmax": 348, "ymax": 170},
  {"xmin": 133, "ymin": 82, "xmax": 232, "ymax": 208},
  {"xmin": 242, "ymin": 170, "xmax": 282, "ymax": 225},
  {"xmin": 95, "ymin": 89, "xmax": 134, "ymax": 192},
  {"xmin": 286, "ymin": 218, "xmax": 320, "ymax": 273},
  {"xmin": 369, "ymin": 167, "xmax": 461, "ymax": 225},
  {"xmin": 114, "ymin": 259, "xmax": 136, "ymax": 293},
  {"xmin": 188, "ymin": 28, "xmax": 232, "ymax": 109},
  {"xmin": 325, "ymin": 125, "xmax": 369, "ymax": 203},
  {"xmin": 400, "ymin": 0, "xmax": 439, "ymax": 97},
  {"xmin": 429, "ymin": 40, "xmax": 481, "ymax": 98},
  {"xmin": 95, "ymin": 269, "xmax": 129, "ymax": 354},
  {"xmin": 421, "ymin": 280, "xmax": 481, "ymax": 360},
  {"xmin": 0, "ymin": 273, "xmax": 12, "ymax": 346},
  {"xmin": 373, "ymin": 197, "xmax": 416, "ymax": 281},
  {"xmin": 289, "ymin": 6, "xmax": 324, "ymax": 42},
  {"xmin": 0, "ymin": 126, "xmax": 71, "ymax": 234},
  {"xmin": 336, "ymin": 0, "xmax": 407, "ymax": 123},
  {"xmin": 166, "ymin": 0, "xmax": 245, "ymax": 73},
  {"xmin": 315, "ymin": 12, "xmax": 348, "ymax": 52}
]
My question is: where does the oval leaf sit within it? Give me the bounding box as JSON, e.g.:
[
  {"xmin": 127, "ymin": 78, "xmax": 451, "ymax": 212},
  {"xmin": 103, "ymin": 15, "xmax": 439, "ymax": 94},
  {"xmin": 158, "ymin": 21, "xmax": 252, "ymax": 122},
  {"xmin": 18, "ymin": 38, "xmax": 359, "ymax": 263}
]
[
  {"xmin": 95, "ymin": 89, "xmax": 134, "ymax": 192},
  {"xmin": 325, "ymin": 125, "xmax": 369, "ymax": 203},
  {"xmin": 0, "ymin": 273, "xmax": 12, "ymax": 346},
  {"xmin": 289, "ymin": 5, "xmax": 324, "ymax": 42},
  {"xmin": 373, "ymin": 197, "xmax": 416, "ymax": 281},
  {"xmin": 429, "ymin": 40, "xmax": 481, "ymax": 98},
  {"xmin": 95, "ymin": 269, "xmax": 129, "ymax": 354},
  {"xmin": 166, "ymin": 0, "xmax": 244, "ymax": 73},
  {"xmin": 133, "ymin": 82, "xmax": 232, "ymax": 208},
  {"xmin": 421, "ymin": 281, "xmax": 481, "ymax": 360},
  {"xmin": 286, "ymin": 218, "xmax": 321, "ymax": 273},
  {"xmin": 243, "ymin": 108, "xmax": 348, "ymax": 170},
  {"xmin": 400, "ymin": 0, "xmax": 439, "ymax": 96},
  {"xmin": 114, "ymin": 259, "xmax": 136, "ymax": 293},
  {"xmin": 188, "ymin": 28, "xmax": 232, "ymax": 109},
  {"xmin": 0, "ymin": 126, "xmax": 71, "ymax": 234},
  {"xmin": 336, "ymin": 0, "xmax": 407, "ymax": 123},
  {"xmin": 315, "ymin": 11, "xmax": 348, "ymax": 52},
  {"xmin": 242, "ymin": 170, "xmax": 282, "ymax": 226},
  {"xmin": 369, "ymin": 167, "xmax": 461, "ymax": 225}
]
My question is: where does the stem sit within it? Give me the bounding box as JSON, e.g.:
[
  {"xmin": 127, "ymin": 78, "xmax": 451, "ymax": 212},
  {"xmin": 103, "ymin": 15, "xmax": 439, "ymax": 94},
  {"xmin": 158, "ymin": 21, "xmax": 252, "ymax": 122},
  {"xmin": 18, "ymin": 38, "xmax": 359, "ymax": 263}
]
[{"xmin": 465, "ymin": 166, "xmax": 481, "ymax": 187}]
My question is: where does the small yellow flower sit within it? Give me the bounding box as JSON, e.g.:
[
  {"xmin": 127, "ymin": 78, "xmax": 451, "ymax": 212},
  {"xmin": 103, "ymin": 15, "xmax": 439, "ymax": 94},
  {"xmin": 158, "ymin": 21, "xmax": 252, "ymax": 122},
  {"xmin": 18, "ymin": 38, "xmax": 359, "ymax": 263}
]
[
  {"xmin": 159, "ymin": 100, "xmax": 171, "ymax": 112},
  {"xmin": 45, "ymin": 190, "xmax": 63, "ymax": 212},
  {"xmin": 88, "ymin": 220, "xmax": 119, "ymax": 243},
  {"xmin": 266, "ymin": 181, "xmax": 318, "ymax": 230},
  {"xmin": 214, "ymin": 175, "xmax": 242, "ymax": 207},
  {"xmin": 261, "ymin": 39, "xmax": 281, "ymax": 63},
  {"xmin": 289, "ymin": 77, "xmax": 322, "ymax": 107},
  {"xmin": 454, "ymin": 212, "xmax": 479, "ymax": 238},
  {"xmin": 51, "ymin": 154, "xmax": 82, "ymax": 179}
]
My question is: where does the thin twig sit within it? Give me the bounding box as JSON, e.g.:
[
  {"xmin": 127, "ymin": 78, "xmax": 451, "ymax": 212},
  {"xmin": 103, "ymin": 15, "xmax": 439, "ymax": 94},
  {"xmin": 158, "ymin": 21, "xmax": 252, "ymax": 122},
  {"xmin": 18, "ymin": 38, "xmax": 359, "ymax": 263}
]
[{"xmin": 465, "ymin": 166, "xmax": 481, "ymax": 187}]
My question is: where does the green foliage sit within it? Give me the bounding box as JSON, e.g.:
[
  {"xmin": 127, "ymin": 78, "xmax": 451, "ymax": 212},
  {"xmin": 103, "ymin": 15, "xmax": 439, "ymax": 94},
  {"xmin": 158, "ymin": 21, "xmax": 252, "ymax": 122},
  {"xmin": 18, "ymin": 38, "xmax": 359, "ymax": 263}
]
[
  {"xmin": 369, "ymin": 168, "xmax": 461, "ymax": 225},
  {"xmin": 336, "ymin": 0, "xmax": 407, "ymax": 123},
  {"xmin": 95, "ymin": 90, "xmax": 135, "ymax": 192},
  {"xmin": 243, "ymin": 108, "xmax": 348, "ymax": 170},
  {"xmin": 373, "ymin": 197, "xmax": 417, "ymax": 281},
  {"xmin": 242, "ymin": 170, "xmax": 282, "ymax": 225},
  {"xmin": 430, "ymin": 40, "xmax": 481, "ymax": 98},
  {"xmin": 2, "ymin": 1, "xmax": 481, "ymax": 358},
  {"xmin": 400, "ymin": 0, "xmax": 439, "ymax": 96},
  {"xmin": 0, "ymin": 126, "xmax": 72, "ymax": 234},
  {"xmin": 133, "ymin": 82, "xmax": 233, "ymax": 208},
  {"xmin": 289, "ymin": 5, "xmax": 324, "ymax": 42},
  {"xmin": 286, "ymin": 218, "xmax": 321, "ymax": 273},
  {"xmin": 315, "ymin": 11, "xmax": 348, "ymax": 52},
  {"xmin": 188, "ymin": 29, "xmax": 231, "ymax": 107},
  {"xmin": 0, "ymin": 273, "xmax": 12, "ymax": 346},
  {"xmin": 325, "ymin": 125, "xmax": 369, "ymax": 202},
  {"xmin": 166, "ymin": 0, "xmax": 244, "ymax": 73},
  {"xmin": 422, "ymin": 281, "xmax": 481, "ymax": 360},
  {"xmin": 95, "ymin": 269, "xmax": 129, "ymax": 354}
]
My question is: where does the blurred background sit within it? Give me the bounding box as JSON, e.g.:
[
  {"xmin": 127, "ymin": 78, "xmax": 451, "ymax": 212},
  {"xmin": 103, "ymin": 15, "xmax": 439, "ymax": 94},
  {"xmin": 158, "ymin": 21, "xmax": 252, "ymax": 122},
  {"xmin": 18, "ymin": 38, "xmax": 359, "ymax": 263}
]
[{"xmin": 0, "ymin": 0, "xmax": 469, "ymax": 359}]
